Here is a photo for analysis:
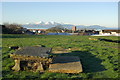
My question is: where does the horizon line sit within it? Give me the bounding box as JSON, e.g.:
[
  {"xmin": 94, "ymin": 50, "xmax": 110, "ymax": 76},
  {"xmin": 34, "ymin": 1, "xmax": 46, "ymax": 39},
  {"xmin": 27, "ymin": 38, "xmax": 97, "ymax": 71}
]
[{"xmin": 1, "ymin": 22, "xmax": 118, "ymax": 28}]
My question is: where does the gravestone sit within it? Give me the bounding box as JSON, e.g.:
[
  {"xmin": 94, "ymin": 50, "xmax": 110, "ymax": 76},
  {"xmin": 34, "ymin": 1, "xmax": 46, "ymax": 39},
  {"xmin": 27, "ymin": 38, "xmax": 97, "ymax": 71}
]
[
  {"xmin": 10, "ymin": 46, "xmax": 52, "ymax": 72},
  {"xmin": 10, "ymin": 46, "xmax": 83, "ymax": 73},
  {"xmin": 48, "ymin": 56, "xmax": 83, "ymax": 73}
]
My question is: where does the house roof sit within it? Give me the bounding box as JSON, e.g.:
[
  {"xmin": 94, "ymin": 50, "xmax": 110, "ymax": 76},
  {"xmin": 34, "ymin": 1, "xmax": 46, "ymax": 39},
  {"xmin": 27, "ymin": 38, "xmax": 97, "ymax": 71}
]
[{"xmin": 13, "ymin": 46, "xmax": 52, "ymax": 58}]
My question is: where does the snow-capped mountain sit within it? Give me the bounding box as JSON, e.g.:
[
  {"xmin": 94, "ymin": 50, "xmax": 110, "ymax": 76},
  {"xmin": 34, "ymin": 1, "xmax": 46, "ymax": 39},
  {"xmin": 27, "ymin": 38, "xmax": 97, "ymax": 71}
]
[
  {"xmin": 34, "ymin": 21, "xmax": 60, "ymax": 25},
  {"xmin": 22, "ymin": 21, "xmax": 109, "ymax": 30},
  {"xmin": 35, "ymin": 21, "xmax": 45, "ymax": 25},
  {"xmin": 23, "ymin": 21, "xmax": 61, "ymax": 29}
]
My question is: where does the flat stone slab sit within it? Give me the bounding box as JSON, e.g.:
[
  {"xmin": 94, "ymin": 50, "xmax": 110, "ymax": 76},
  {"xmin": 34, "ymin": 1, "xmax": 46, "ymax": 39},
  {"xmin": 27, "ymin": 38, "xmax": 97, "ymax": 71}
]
[
  {"xmin": 13, "ymin": 46, "xmax": 52, "ymax": 58},
  {"xmin": 48, "ymin": 56, "xmax": 83, "ymax": 73}
]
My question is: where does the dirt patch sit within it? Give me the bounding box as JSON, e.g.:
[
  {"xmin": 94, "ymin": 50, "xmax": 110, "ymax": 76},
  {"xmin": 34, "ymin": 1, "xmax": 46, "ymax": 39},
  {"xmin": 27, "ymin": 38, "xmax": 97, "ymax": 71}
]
[{"xmin": 52, "ymin": 47, "xmax": 82, "ymax": 54}]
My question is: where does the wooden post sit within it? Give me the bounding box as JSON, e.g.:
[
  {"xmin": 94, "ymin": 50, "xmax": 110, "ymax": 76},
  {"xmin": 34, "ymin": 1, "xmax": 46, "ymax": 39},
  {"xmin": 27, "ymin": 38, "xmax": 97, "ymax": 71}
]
[{"xmin": 12, "ymin": 59, "xmax": 20, "ymax": 71}]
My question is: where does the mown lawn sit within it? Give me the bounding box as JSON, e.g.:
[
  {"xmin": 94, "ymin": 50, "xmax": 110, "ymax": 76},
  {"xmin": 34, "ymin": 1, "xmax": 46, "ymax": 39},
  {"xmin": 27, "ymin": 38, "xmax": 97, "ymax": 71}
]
[{"xmin": 2, "ymin": 34, "xmax": 119, "ymax": 79}]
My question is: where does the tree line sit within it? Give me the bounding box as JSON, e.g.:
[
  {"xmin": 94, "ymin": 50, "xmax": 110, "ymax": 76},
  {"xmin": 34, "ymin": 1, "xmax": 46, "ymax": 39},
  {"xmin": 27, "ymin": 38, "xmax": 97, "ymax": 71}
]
[{"xmin": 1, "ymin": 24, "xmax": 24, "ymax": 34}]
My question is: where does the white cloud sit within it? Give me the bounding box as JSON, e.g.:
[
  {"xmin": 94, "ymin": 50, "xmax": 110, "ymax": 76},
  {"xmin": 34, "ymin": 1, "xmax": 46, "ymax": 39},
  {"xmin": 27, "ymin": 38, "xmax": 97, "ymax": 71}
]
[{"xmin": 26, "ymin": 23, "xmax": 29, "ymax": 24}]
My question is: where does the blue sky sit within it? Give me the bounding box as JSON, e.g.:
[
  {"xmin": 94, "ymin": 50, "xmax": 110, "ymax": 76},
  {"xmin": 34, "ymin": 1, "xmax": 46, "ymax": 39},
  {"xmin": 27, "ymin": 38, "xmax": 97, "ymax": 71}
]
[
  {"xmin": 2, "ymin": 2, "xmax": 118, "ymax": 27},
  {"xmin": 1, "ymin": 0, "xmax": 119, "ymax": 2}
]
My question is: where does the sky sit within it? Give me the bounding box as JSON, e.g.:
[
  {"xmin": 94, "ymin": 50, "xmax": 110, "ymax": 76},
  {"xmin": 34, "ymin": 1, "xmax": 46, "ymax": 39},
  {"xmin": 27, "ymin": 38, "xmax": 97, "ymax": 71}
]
[
  {"xmin": 1, "ymin": 0, "xmax": 119, "ymax": 2},
  {"xmin": 1, "ymin": 2, "xmax": 118, "ymax": 27}
]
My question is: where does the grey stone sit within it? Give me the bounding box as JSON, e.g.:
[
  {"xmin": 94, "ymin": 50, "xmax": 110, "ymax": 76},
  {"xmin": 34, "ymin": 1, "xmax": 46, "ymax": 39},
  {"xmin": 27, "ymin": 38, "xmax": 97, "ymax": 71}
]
[
  {"xmin": 49, "ymin": 56, "xmax": 83, "ymax": 73},
  {"xmin": 13, "ymin": 46, "xmax": 52, "ymax": 58}
]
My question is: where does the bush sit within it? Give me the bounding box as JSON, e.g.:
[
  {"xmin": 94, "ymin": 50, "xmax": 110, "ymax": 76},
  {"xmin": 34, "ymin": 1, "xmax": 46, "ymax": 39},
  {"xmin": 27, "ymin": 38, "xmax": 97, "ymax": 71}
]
[{"xmin": 2, "ymin": 24, "xmax": 24, "ymax": 34}]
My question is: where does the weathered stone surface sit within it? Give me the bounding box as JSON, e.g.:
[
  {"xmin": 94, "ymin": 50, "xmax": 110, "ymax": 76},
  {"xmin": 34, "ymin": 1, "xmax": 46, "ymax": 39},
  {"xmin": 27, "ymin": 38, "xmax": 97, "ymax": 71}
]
[
  {"xmin": 13, "ymin": 46, "xmax": 52, "ymax": 57},
  {"xmin": 48, "ymin": 56, "xmax": 83, "ymax": 73},
  {"xmin": 10, "ymin": 46, "xmax": 52, "ymax": 72},
  {"xmin": 12, "ymin": 59, "xmax": 20, "ymax": 71},
  {"xmin": 10, "ymin": 54, "xmax": 52, "ymax": 63}
]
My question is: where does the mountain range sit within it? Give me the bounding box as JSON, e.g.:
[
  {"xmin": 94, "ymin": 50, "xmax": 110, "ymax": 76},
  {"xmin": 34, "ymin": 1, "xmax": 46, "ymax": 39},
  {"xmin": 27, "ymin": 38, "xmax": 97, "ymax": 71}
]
[{"xmin": 22, "ymin": 21, "xmax": 117, "ymax": 30}]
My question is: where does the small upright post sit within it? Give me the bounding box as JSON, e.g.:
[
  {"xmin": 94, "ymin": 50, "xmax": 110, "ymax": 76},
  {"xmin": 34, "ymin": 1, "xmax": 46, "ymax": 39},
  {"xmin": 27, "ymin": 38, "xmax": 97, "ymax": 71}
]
[{"xmin": 12, "ymin": 59, "xmax": 20, "ymax": 71}]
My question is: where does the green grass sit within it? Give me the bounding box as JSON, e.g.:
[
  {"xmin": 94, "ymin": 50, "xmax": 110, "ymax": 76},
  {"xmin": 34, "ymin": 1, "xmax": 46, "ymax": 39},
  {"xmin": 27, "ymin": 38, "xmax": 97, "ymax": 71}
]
[{"xmin": 2, "ymin": 34, "xmax": 119, "ymax": 79}]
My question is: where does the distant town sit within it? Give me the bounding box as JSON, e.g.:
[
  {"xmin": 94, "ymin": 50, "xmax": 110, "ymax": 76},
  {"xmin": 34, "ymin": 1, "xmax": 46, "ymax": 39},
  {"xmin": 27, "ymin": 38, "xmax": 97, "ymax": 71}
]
[
  {"xmin": 28, "ymin": 26, "xmax": 120, "ymax": 36},
  {"xmin": 1, "ymin": 23, "xmax": 120, "ymax": 36}
]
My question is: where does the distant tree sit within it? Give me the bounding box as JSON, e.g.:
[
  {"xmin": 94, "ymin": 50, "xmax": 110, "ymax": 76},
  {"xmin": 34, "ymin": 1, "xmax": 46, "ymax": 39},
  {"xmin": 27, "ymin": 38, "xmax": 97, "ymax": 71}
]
[
  {"xmin": 64, "ymin": 29, "xmax": 72, "ymax": 33},
  {"xmin": 2, "ymin": 23, "xmax": 24, "ymax": 34},
  {"xmin": 46, "ymin": 25, "xmax": 64, "ymax": 33},
  {"xmin": 46, "ymin": 25, "xmax": 74, "ymax": 33},
  {"xmin": 0, "ymin": 25, "xmax": 2, "ymax": 34}
]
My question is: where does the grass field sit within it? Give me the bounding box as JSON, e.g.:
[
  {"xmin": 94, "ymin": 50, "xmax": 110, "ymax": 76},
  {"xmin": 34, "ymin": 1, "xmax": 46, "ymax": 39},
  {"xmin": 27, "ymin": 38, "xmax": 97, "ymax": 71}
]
[{"xmin": 2, "ymin": 34, "xmax": 119, "ymax": 79}]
